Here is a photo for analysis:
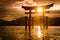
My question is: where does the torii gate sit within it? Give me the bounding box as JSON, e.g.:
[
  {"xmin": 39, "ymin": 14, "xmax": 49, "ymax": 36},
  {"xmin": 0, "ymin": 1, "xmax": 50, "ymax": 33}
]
[{"xmin": 22, "ymin": 3, "xmax": 54, "ymax": 40}]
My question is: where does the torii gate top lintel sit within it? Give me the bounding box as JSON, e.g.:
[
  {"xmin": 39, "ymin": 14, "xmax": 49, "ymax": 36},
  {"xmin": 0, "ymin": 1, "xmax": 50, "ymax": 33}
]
[{"xmin": 22, "ymin": 3, "xmax": 54, "ymax": 10}]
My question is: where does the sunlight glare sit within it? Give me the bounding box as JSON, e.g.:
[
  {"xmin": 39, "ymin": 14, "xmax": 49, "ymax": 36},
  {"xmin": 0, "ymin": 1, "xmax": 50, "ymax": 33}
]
[
  {"xmin": 31, "ymin": 10, "xmax": 36, "ymax": 12},
  {"xmin": 37, "ymin": 26, "xmax": 42, "ymax": 38},
  {"xmin": 28, "ymin": 0, "xmax": 33, "ymax": 4},
  {"xmin": 49, "ymin": 5, "xmax": 60, "ymax": 10},
  {"xmin": 32, "ymin": 3, "xmax": 37, "ymax": 6},
  {"xmin": 37, "ymin": 7, "xmax": 43, "ymax": 12}
]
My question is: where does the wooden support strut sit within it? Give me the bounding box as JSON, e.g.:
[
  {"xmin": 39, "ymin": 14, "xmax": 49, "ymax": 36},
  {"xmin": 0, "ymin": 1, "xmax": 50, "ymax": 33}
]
[
  {"xmin": 28, "ymin": 10, "xmax": 32, "ymax": 40},
  {"xmin": 31, "ymin": 17, "xmax": 34, "ymax": 30},
  {"xmin": 45, "ymin": 17, "xmax": 48, "ymax": 29},
  {"xmin": 25, "ymin": 16, "xmax": 28, "ymax": 31},
  {"xmin": 25, "ymin": 16, "xmax": 28, "ymax": 40}
]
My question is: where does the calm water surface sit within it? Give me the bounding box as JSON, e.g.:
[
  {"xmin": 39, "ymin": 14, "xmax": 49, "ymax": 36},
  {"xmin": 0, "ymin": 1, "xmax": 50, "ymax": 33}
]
[{"xmin": 0, "ymin": 26, "xmax": 60, "ymax": 40}]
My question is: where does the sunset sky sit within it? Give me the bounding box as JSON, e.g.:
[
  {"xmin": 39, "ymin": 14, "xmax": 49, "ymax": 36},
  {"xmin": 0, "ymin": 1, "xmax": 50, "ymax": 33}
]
[
  {"xmin": 0, "ymin": 0, "xmax": 60, "ymax": 6},
  {"xmin": 0, "ymin": 0, "xmax": 60, "ymax": 21}
]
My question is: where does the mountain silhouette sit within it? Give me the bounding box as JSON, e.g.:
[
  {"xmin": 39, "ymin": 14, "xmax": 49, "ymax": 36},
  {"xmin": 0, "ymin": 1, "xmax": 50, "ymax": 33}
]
[
  {"xmin": 0, "ymin": 17, "xmax": 25, "ymax": 26},
  {"xmin": 0, "ymin": 16, "xmax": 60, "ymax": 26}
]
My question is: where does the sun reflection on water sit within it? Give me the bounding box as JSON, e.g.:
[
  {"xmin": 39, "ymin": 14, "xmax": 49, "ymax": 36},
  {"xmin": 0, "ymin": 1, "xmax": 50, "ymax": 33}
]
[
  {"xmin": 32, "ymin": 26, "xmax": 42, "ymax": 39},
  {"xmin": 37, "ymin": 26, "xmax": 42, "ymax": 38}
]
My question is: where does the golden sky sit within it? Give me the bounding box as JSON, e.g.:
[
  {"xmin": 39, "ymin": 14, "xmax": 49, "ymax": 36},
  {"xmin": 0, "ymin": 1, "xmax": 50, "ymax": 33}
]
[
  {"xmin": 0, "ymin": 0, "xmax": 60, "ymax": 7},
  {"xmin": 0, "ymin": 0, "xmax": 60, "ymax": 21}
]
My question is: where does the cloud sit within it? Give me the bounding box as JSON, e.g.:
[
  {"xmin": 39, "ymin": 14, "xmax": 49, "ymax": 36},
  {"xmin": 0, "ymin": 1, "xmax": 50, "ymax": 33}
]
[
  {"xmin": 0, "ymin": 6, "xmax": 25, "ymax": 21},
  {"xmin": 33, "ymin": 0, "xmax": 60, "ymax": 5},
  {"xmin": 0, "ymin": 0, "xmax": 60, "ymax": 21},
  {"xmin": 0, "ymin": 0, "xmax": 60, "ymax": 7},
  {"xmin": 0, "ymin": 0, "xmax": 25, "ymax": 21},
  {"xmin": 0, "ymin": 0, "xmax": 24, "ymax": 7}
]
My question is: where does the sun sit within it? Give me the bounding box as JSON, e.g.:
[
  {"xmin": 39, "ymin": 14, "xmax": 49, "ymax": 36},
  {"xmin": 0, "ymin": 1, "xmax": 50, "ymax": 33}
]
[{"xmin": 37, "ymin": 7, "xmax": 43, "ymax": 12}]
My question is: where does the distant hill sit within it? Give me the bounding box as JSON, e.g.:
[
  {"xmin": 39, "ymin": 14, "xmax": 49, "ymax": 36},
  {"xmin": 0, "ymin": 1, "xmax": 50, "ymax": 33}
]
[
  {"xmin": 48, "ymin": 17, "xmax": 60, "ymax": 26},
  {"xmin": 0, "ymin": 16, "xmax": 60, "ymax": 26},
  {"xmin": 0, "ymin": 17, "xmax": 25, "ymax": 26}
]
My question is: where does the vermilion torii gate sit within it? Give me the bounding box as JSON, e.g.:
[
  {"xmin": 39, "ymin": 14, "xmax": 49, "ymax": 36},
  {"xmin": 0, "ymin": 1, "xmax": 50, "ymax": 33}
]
[{"xmin": 22, "ymin": 3, "xmax": 54, "ymax": 40}]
